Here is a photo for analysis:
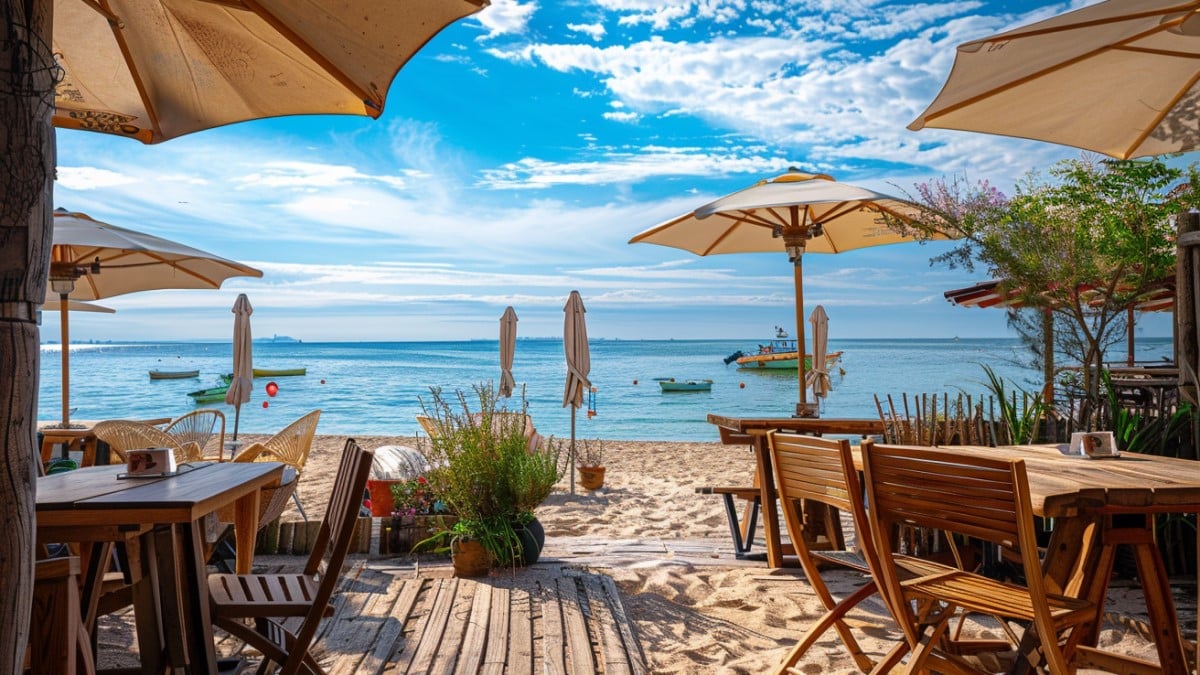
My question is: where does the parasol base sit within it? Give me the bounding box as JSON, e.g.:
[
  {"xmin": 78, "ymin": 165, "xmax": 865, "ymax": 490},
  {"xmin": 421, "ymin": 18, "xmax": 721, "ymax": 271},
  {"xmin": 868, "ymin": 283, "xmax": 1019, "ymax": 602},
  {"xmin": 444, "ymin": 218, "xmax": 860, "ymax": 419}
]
[{"xmin": 793, "ymin": 402, "xmax": 820, "ymax": 418}]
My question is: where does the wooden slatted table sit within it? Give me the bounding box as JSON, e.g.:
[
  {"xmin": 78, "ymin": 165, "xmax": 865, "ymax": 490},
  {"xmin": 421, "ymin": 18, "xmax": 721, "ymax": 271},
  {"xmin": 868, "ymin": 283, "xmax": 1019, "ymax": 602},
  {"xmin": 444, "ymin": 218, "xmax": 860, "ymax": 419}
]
[{"xmin": 38, "ymin": 461, "xmax": 283, "ymax": 674}]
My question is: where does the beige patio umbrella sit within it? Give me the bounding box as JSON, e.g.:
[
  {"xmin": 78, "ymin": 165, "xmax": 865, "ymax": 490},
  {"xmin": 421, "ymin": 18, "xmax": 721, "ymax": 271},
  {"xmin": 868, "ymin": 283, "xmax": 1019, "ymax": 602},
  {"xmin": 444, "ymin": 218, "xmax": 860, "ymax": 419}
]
[
  {"xmin": 563, "ymin": 291, "xmax": 591, "ymax": 494},
  {"xmin": 499, "ymin": 306, "xmax": 518, "ymax": 398},
  {"xmin": 909, "ymin": 0, "xmax": 1200, "ymax": 159},
  {"xmin": 225, "ymin": 294, "xmax": 254, "ymax": 440},
  {"xmin": 806, "ymin": 305, "xmax": 831, "ymax": 399},
  {"xmin": 48, "ymin": 208, "xmax": 262, "ymax": 427},
  {"xmin": 53, "ymin": 0, "xmax": 488, "ymax": 143},
  {"xmin": 630, "ymin": 170, "xmax": 924, "ymax": 416}
]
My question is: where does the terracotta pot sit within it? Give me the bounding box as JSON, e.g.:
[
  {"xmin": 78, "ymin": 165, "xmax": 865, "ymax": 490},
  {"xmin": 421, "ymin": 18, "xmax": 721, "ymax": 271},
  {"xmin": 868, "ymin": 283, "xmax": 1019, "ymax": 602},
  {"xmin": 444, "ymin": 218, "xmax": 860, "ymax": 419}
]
[
  {"xmin": 578, "ymin": 466, "xmax": 605, "ymax": 490},
  {"xmin": 451, "ymin": 538, "xmax": 490, "ymax": 577},
  {"xmin": 365, "ymin": 479, "xmax": 400, "ymax": 517}
]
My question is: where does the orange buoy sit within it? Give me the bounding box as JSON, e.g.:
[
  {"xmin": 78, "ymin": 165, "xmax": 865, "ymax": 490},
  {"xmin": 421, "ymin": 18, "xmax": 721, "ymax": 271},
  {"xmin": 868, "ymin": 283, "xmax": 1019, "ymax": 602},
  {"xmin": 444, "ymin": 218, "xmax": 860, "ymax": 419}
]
[
  {"xmin": 320, "ymin": 379, "xmax": 326, "ymax": 384},
  {"xmin": 262, "ymin": 401, "xmax": 269, "ymax": 408},
  {"xmin": 633, "ymin": 379, "xmax": 638, "ymax": 385},
  {"xmin": 739, "ymin": 382, "xmax": 746, "ymax": 389}
]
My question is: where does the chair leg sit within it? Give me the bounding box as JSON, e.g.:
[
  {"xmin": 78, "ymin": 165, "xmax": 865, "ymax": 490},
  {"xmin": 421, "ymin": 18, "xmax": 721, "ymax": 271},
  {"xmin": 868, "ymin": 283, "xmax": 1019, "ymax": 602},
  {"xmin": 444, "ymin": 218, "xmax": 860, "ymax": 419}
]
[
  {"xmin": 721, "ymin": 492, "xmax": 762, "ymax": 559},
  {"xmin": 774, "ymin": 581, "xmax": 880, "ymax": 674},
  {"xmin": 291, "ymin": 491, "xmax": 309, "ymax": 523}
]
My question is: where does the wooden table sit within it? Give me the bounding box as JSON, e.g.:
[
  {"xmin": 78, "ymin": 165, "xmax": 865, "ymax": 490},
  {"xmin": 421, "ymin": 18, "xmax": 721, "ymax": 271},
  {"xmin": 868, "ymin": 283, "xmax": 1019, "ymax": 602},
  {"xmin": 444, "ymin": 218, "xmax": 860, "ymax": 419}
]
[
  {"xmin": 879, "ymin": 443, "xmax": 1200, "ymax": 674},
  {"xmin": 37, "ymin": 461, "xmax": 284, "ymax": 674},
  {"xmin": 706, "ymin": 414, "xmax": 885, "ymax": 568}
]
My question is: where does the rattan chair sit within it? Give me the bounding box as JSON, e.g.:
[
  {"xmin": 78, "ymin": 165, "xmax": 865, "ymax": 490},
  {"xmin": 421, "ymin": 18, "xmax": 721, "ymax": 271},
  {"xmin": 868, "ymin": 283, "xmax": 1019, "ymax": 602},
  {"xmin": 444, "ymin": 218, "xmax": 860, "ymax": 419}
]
[
  {"xmin": 91, "ymin": 419, "xmax": 202, "ymax": 465},
  {"xmin": 163, "ymin": 409, "xmax": 226, "ymax": 461},
  {"xmin": 861, "ymin": 442, "xmax": 1096, "ymax": 673},
  {"xmin": 232, "ymin": 410, "xmax": 320, "ymax": 520},
  {"xmin": 208, "ymin": 439, "xmax": 373, "ymax": 674}
]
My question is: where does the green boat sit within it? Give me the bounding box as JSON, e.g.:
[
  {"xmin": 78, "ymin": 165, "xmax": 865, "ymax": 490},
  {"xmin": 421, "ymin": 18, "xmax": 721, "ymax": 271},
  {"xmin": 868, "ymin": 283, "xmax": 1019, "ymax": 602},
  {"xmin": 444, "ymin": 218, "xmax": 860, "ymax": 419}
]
[
  {"xmin": 252, "ymin": 367, "xmax": 306, "ymax": 377},
  {"xmin": 188, "ymin": 374, "xmax": 233, "ymax": 404}
]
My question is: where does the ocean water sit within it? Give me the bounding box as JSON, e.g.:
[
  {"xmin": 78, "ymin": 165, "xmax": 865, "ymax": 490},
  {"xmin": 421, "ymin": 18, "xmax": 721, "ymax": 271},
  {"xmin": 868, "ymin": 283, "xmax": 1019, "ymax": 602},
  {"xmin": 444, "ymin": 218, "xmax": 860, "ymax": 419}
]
[{"xmin": 39, "ymin": 337, "xmax": 1174, "ymax": 442}]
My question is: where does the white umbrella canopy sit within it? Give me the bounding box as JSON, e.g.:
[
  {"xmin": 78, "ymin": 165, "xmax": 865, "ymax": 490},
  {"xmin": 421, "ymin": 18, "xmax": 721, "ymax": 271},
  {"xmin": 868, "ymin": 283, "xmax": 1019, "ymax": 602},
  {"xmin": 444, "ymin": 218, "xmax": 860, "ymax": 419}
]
[
  {"xmin": 499, "ymin": 306, "xmax": 518, "ymax": 398},
  {"xmin": 225, "ymin": 294, "xmax": 254, "ymax": 439},
  {"xmin": 47, "ymin": 209, "xmax": 262, "ymax": 427},
  {"xmin": 806, "ymin": 305, "xmax": 831, "ymax": 399},
  {"xmin": 630, "ymin": 170, "xmax": 923, "ymax": 416},
  {"xmin": 53, "ymin": 0, "xmax": 489, "ymax": 144},
  {"xmin": 563, "ymin": 291, "xmax": 591, "ymax": 493},
  {"xmin": 42, "ymin": 299, "xmax": 114, "ymax": 314},
  {"xmin": 909, "ymin": 0, "xmax": 1200, "ymax": 159}
]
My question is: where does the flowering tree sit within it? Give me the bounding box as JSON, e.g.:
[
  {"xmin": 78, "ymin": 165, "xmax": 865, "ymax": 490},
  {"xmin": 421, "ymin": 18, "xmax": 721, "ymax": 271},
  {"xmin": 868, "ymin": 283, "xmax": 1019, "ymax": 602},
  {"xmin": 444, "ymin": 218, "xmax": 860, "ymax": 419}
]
[{"xmin": 887, "ymin": 157, "xmax": 1200, "ymax": 426}]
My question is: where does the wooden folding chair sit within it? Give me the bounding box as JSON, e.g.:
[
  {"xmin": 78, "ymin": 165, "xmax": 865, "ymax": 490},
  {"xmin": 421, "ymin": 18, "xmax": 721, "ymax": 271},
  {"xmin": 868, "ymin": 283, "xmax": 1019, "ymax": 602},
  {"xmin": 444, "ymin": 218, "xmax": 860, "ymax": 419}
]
[
  {"xmin": 208, "ymin": 439, "xmax": 373, "ymax": 674},
  {"xmin": 860, "ymin": 442, "xmax": 1096, "ymax": 674},
  {"xmin": 27, "ymin": 557, "xmax": 97, "ymax": 675},
  {"xmin": 768, "ymin": 432, "xmax": 958, "ymax": 674}
]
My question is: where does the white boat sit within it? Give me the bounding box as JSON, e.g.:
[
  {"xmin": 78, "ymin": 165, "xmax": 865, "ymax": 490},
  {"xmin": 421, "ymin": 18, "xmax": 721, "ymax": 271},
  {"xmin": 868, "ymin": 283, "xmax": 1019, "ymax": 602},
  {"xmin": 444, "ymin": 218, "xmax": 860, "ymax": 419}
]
[
  {"xmin": 659, "ymin": 378, "xmax": 713, "ymax": 392},
  {"xmin": 726, "ymin": 327, "xmax": 843, "ymax": 371}
]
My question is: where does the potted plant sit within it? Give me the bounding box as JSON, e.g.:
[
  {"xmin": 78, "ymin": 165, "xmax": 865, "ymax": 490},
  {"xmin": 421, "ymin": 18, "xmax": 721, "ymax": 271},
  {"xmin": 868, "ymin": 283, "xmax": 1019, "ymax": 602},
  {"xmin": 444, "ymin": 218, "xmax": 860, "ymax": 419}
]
[
  {"xmin": 418, "ymin": 384, "xmax": 564, "ymax": 574},
  {"xmin": 576, "ymin": 438, "xmax": 606, "ymax": 490},
  {"xmin": 384, "ymin": 473, "xmax": 456, "ymax": 554}
]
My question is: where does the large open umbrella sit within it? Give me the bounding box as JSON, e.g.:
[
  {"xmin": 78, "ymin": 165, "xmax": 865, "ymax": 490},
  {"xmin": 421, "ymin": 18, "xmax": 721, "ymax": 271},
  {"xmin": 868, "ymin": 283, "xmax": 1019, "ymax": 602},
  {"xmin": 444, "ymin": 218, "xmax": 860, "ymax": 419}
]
[
  {"xmin": 563, "ymin": 291, "xmax": 591, "ymax": 494},
  {"xmin": 225, "ymin": 294, "xmax": 254, "ymax": 440},
  {"xmin": 630, "ymin": 170, "xmax": 923, "ymax": 416},
  {"xmin": 499, "ymin": 306, "xmax": 518, "ymax": 398},
  {"xmin": 48, "ymin": 208, "xmax": 262, "ymax": 427},
  {"xmin": 3, "ymin": 0, "xmax": 487, "ymax": 656},
  {"xmin": 909, "ymin": 0, "xmax": 1200, "ymax": 159}
]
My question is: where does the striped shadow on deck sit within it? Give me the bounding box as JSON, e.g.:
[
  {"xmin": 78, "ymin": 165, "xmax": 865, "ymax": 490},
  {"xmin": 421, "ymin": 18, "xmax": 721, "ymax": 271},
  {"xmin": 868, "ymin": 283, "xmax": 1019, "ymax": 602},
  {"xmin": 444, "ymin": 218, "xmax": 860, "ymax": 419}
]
[{"xmin": 220, "ymin": 562, "xmax": 648, "ymax": 674}]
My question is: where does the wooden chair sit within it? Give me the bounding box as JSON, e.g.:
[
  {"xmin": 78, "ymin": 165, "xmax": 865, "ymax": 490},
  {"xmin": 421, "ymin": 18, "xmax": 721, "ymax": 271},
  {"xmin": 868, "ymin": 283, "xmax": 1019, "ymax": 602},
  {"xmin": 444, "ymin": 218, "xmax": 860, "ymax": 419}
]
[
  {"xmin": 233, "ymin": 410, "xmax": 320, "ymax": 520},
  {"xmin": 768, "ymin": 432, "xmax": 960, "ymax": 673},
  {"xmin": 860, "ymin": 442, "xmax": 1096, "ymax": 673},
  {"xmin": 208, "ymin": 439, "xmax": 374, "ymax": 674},
  {"xmin": 27, "ymin": 556, "xmax": 96, "ymax": 675},
  {"xmin": 163, "ymin": 409, "xmax": 226, "ymax": 460},
  {"xmin": 211, "ymin": 466, "xmax": 299, "ymax": 572},
  {"xmin": 91, "ymin": 419, "xmax": 203, "ymax": 465}
]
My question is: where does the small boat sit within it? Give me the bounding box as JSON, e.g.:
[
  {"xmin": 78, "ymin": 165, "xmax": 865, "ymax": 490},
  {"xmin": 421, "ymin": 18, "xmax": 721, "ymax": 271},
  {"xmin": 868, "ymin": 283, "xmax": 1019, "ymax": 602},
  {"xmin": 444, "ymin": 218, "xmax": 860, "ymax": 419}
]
[
  {"xmin": 187, "ymin": 385, "xmax": 229, "ymax": 404},
  {"xmin": 731, "ymin": 326, "xmax": 843, "ymax": 371},
  {"xmin": 149, "ymin": 369, "xmax": 199, "ymax": 380},
  {"xmin": 252, "ymin": 367, "xmax": 306, "ymax": 377},
  {"xmin": 659, "ymin": 378, "xmax": 713, "ymax": 392}
]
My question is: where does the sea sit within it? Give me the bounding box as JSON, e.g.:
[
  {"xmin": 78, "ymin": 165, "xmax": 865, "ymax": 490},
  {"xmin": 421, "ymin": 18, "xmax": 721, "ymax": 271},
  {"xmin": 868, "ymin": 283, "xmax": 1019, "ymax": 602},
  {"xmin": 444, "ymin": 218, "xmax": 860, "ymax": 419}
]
[{"xmin": 39, "ymin": 337, "xmax": 1174, "ymax": 442}]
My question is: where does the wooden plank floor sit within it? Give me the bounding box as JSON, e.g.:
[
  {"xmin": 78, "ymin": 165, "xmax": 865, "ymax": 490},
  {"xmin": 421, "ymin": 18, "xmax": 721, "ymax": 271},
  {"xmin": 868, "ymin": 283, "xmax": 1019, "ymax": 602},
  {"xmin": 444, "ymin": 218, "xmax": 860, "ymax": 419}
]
[{"xmin": 217, "ymin": 561, "xmax": 648, "ymax": 674}]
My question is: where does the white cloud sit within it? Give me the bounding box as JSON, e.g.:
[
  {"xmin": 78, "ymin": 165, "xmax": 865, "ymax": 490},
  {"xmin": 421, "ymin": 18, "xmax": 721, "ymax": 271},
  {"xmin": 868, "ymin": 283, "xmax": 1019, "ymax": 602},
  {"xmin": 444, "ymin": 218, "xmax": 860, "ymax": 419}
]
[
  {"xmin": 474, "ymin": 0, "xmax": 538, "ymax": 39},
  {"xmin": 603, "ymin": 111, "xmax": 641, "ymax": 124},
  {"xmin": 57, "ymin": 166, "xmax": 140, "ymax": 190},
  {"xmin": 567, "ymin": 22, "xmax": 606, "ymax": 41},
  {"xmin": 237, "ymin": 161, "xmax": 410, "ymax": 190}
]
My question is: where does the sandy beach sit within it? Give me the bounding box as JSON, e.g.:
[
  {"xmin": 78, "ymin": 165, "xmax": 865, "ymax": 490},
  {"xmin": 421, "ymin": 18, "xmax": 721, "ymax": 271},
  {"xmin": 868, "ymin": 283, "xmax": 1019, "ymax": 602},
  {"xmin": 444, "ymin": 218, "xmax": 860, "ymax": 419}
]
[{"xmin": 184, "ymin": 432, "xmax": 1169, "ymax": 674}]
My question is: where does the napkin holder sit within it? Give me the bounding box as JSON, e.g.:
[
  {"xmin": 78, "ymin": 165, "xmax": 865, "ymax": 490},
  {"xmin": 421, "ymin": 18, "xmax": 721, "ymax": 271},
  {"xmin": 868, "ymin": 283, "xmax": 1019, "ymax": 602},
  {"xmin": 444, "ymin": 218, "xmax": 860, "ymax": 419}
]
[
  {"xmin": 125, "ymin": 448, "xmax": 178, "ymax": 476},
  {"xmin": 1069, "ymin": 431, "xmax": 1119, "ymax": 459}
]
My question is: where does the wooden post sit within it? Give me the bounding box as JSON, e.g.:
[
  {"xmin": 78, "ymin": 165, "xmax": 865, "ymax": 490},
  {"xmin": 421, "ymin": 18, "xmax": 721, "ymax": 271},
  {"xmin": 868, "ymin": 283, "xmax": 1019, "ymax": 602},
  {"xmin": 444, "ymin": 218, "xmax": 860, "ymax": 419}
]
[
  {"xmin": 1176, "ymin": 213, "xmax": 1200, "ymax": 455},
  {"xmin": 793, "ymin": 258, "xmax": 811, "ymax": 417},
  {"xmin": 1, "ymin": 0, "xmax": 56, "ymax": 667}
]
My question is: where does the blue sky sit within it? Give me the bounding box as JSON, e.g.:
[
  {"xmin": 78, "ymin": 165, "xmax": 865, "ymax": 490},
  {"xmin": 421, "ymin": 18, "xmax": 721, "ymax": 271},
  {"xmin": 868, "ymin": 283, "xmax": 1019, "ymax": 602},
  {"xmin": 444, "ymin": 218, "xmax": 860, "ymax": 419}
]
[{"xmin": 49, "ymin": 0, "xmax": 1176, "ymax": 343}]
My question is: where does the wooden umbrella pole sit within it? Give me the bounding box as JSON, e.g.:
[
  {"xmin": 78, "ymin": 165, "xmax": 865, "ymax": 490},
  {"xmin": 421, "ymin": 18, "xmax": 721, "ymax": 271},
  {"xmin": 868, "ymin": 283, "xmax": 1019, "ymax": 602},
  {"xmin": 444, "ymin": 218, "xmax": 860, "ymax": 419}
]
[
  {"xmin": 570, "ymin": 406, "xmax": 576, "ymax": 494},
  {"xmin": 794, "ymin": 259, "xmax": 811, "ymax": 417},
  {"xmin": 60, "ymin": 296, "xmax": 70, "ymax": 427}
]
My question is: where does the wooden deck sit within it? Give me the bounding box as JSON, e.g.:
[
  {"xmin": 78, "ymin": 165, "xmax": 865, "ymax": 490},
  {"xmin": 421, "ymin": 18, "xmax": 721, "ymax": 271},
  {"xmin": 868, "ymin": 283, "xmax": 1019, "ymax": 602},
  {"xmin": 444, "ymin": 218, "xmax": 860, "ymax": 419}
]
[{"xmin": 213, "ymin": 560, "xmax": 648, "ymax": 674}]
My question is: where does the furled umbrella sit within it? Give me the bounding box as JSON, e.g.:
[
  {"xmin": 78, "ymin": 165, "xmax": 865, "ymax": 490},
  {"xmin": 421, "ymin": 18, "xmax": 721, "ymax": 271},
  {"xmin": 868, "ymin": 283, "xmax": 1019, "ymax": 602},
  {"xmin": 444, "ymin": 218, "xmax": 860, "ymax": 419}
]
[
  {"xmin": 48, "ymin": 209, "xmax": 262, "ymax": 428},
  {"xmin": 225, "ymin": 294, "xmax": 254, "ymax": 442},
  {"xmin": 563, "ymin": 291, "xmax": 591, "ymax": 494},
  {"xmin": 499, "ymin": 306, "xmax": 518, "ymax": 398},
  {"xmin": 806, "ymin": 305, "xmax": 832, "ymax": 399},
  {"xmin": 909, "ymin": 0, "xmax": 1200, "ymax": 159},
  {"xmin": 630, "ymin": 170, "xmax": 926, "ymax": 417}
]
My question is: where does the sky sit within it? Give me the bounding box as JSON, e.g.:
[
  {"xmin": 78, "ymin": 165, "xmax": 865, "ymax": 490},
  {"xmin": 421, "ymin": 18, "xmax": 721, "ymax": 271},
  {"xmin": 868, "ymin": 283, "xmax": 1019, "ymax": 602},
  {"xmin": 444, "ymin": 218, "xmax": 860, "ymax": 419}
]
[{"xmin": 49, "ymin": 0, "xmax": 1179, "ymax": 343}]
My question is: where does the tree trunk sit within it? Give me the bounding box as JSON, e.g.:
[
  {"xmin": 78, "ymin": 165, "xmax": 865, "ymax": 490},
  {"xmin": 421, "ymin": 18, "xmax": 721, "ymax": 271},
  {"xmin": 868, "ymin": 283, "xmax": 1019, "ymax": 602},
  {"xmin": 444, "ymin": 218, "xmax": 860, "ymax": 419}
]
[{"xmin": 1, "ymin": 0, "xmax": 55, "ymax": 668}]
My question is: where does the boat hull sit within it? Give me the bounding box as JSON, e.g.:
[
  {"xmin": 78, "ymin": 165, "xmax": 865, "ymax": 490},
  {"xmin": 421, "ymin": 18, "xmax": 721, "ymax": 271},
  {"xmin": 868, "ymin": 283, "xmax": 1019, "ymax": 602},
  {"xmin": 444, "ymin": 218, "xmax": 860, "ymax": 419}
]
[
  {"xmin": 736, "ymin": 351, "xmax": 842, "ymax": 370},
  {"xmin": 149, "ymin": 369, "xmax": 199, "ymax": 380},
  {"xmin": 252, "ymin": 367, "xmax": 306, "ymax": 377},
  {"xmin": 659, "ymin": 379, "xmax": 713, "ymax": 392}
]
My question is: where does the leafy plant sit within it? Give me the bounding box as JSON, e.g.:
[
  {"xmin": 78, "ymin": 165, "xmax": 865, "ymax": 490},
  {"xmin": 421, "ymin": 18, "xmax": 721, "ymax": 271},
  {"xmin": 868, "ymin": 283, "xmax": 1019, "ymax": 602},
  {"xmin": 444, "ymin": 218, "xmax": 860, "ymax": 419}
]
[
  {"xmin": 978, "ymin": 364, "xmax": 1048, "ymax": 444},
  {"xmin": 1101, "ymin": 369, "xmax": 1196, "ymax": 456},
  {"xmin": 389, "ymin": 475, "xmax": 450, "ymax": 517},
  {"xmin": 415, "ymin": 383, "xmax": 564, "ymax": 567}
]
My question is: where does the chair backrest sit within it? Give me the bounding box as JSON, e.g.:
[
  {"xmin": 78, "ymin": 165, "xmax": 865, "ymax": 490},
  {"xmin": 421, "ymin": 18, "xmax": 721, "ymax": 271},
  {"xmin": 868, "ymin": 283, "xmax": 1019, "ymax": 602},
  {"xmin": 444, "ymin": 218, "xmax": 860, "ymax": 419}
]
[
  {"xmin": 415, "ymin": 415, "xmax": 440, "ymax": 438},
  {"xmin": 92, "ymin": 420, "xmax": 201, "ymax": 464},
  {"xmin": 163, "ymin": 409, "xmax": 225, "ymax": 459},
  {"xmin": 283, "ymin": 439, "xmax": 373, "ymax": 673},
  {"xmin": 262, "ymin": 410, "xmax": 321, "ymax": 472},
  {"xmin": 860, "ymin": 442, "xmax": 1046, "ymax": 645}
]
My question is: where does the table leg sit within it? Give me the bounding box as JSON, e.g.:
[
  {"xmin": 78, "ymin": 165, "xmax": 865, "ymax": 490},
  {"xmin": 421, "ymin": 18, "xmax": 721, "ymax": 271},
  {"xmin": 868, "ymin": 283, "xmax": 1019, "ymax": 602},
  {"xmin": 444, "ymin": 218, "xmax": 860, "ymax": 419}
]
[
  {"xmin": 232, "ymin": 490, "xmax": 263, "ymax": 574},
  {"xmin": 750, "ymin": 432, "xmax": 784, "ymax": 568},
  {"xmin": 177, "ymin": 521, "xmax": 219, "ymax": 674},
  {"xmin": 129, "ymin": 531, "xmax": 168, "ymax": 674}
]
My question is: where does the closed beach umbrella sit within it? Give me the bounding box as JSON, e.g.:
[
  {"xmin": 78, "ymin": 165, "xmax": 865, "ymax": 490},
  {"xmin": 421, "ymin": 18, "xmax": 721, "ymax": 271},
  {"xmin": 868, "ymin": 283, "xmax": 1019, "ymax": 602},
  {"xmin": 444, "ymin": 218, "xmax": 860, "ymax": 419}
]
[
  {"xmin": 499, "ymin": 306, "xmax": 518, "ymax": 398},
  {"xmin": 225, "ymin": 294, "xmax": 254, "ymax": 440},
  {"xmin": 806, "ymin": 306, "xmax": 831, "ymax": 399},
  {"xmin": 909, "ymin": 0, "xmax": 1200, "ymax": 159},
  {"xmin": 563, "ymin": 291, "xmax": 591, "ymax": 493},
  {"xmin": 48, "ymin": 209, "xmax": 262, "ymax": 427},
  {"xmin": 630, "ymin": 169, "xmax": 924, "ymax": 416}
]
